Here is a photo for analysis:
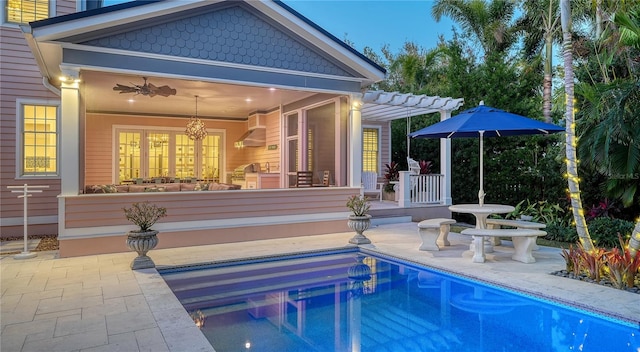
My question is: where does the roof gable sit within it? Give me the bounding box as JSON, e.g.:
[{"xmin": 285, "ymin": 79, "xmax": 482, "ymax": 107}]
[{"xmin": 76, "ymin": 4, "xmax": 355, "ymax": 77}]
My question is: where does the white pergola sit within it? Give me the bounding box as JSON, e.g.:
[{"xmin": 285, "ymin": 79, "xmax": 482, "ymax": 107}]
[
  {"xmin": 361, "ymin": 90, "xmax": 464, "ymax": 121},
  {"xmin": 360, "ymin": 90, "xmax": 464, "ymax": 205}
]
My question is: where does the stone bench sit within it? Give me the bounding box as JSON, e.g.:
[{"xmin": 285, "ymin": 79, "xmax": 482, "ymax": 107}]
[
  {"xmin": 461, "ymin": 228, "xmax": 547, "ymax": 263},
  {"xmin": 417, "ymin": 218, "xmax": 456, "ymax": 251},
  {"xmin": 486, "ymin": 219, "xmax": 546, "ymax": 249}
]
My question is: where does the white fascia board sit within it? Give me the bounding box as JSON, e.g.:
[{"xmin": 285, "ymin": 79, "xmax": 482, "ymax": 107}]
[
  {"xmin": 60, "ymin": 43, "xmax": 366, "ymax": 84},
  {"xmin": 250, "ymin": 1, "xmax": 385, "ymax": 84},
  {"xmin": 31, "ymin": 0, "xmax": 221, "ymax": 42}
]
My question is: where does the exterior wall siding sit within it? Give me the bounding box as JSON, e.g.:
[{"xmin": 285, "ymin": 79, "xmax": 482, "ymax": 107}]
[
  {"xmin": 1, "ymin": 15, "xmax": 67, "ymax": 236},
  {"xmin": 80, "ymin": 4, "xmax": 356, "ymax": 78},
  {"xmin": 58, "ymin": 187, "xmax": 359, "ymax": 257}
]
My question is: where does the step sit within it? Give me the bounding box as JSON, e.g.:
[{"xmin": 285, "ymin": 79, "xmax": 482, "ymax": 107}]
[{"xmin": 371, "ymin": 215, "xmax": 412, "ymax": 226}]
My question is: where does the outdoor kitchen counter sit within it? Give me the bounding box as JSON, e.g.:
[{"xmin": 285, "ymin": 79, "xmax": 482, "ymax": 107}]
[{"xmin": 245, "ymin": 172, "xmax": 280, "ymax": 189}]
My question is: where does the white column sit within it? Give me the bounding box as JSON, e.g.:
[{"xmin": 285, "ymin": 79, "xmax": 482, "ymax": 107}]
[
  {"xmin": 440, "ymin": 109, "xmax": 452, "ymax": 205},
  {"xmin": 398, "ymin": 171, "xmax": 411, "ymax": 208},
  {"xmin": 59, "ymin": 68, "xmax": 81, "ymax": 196},
  {"xmin": 349, "ymin": 94, "xmax": 363, "ymax": 188}
]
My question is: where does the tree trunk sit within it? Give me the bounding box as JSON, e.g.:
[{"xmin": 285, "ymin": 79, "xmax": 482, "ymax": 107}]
[
  {"xmin": 560, "ymin": 0, "xmax": 594, "ymax": 251},
  {"xmin": 542, "ymin": 1, "xmax": 555, "ymax": 123},
  {"xmin": 630, "ymin": 220, "xmax": 640, "ymax": 258},
  {"xmin": 543, "ymin": 37, "xmax": 553, "ymax": 123}
]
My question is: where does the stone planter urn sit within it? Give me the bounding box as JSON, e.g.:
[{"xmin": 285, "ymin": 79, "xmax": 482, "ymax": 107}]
[
  {"xmin": 126, "ymin": 230, "xmax": 159, "ymax": 269},
  {"xmin": 348, "ymin": 214, "xmax": 372, "ymax": 244}
]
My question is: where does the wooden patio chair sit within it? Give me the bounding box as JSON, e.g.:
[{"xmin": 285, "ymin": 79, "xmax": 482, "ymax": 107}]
[
  {"xmin": 296, "ymin": 171, "xmax": 314, "ymax": 187},
  {"xmin": 362, "ymin": 171, "xmax": 383, "ymax": 201}
]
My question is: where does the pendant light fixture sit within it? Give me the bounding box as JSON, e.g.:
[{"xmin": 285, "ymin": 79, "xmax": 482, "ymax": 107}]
[{"xmin": 185, "ymin": 95, "xmax": 207, "ymax": 141}]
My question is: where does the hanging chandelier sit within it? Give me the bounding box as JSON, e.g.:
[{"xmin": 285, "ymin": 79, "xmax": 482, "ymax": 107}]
[{"xmin": 185, "ymin": 95, "xmax": 207, "ymax": 141}]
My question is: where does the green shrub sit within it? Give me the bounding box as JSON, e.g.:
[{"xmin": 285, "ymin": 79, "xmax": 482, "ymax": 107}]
[
  {"xmin": 544, "ymin": 223, "xmax": 578, "ymax": 243},
  {"xmin": 587, "ymin": 218, "xmax": 634, "ymax": 249},
  {"xmin": 506, "ymin": 199, "xmax": 570, "ymax": 226}
]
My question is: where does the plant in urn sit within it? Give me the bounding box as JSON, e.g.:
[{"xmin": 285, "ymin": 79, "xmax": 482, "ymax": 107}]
[
  {"xmin": 346, "ymin": 195, "xmax": 372, "ymax": 244},
  {"xmin": 123, "ymin": 202, "xmax": 167, "ymax": 269}
]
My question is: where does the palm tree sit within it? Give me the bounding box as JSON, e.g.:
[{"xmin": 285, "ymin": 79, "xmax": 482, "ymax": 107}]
[
  {"xmin": 516, "ymin": 0, "xmax": 560, "ymax": 122},
  {"xmin": 516, "ymin": 0, "xmax": 595, "ymax": 123},
  {"xmin": 560, "ymin": 0, "xmax": 594, "ymax": 251},
  {"xmin": 431, "ymin": 0, "xmax": 518, "ymax": 57}
]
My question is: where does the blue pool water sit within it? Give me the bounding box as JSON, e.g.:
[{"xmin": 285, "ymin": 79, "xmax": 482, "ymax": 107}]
[{"xmin": 160, "ymin": 249, "xmax": 639, "ymax": 352}]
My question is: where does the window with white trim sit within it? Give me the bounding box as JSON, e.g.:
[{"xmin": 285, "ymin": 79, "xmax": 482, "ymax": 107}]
[
  {"xmin": 362, "ymin": 127, "xmax": 379, "ymax": 173},
  {"xmin": 5, "ymin": 0, "xmax": 50, "ymax": 24},
  {"xmin": 21, "ymin": 103, "xmax": 59, "ymax": 176}
]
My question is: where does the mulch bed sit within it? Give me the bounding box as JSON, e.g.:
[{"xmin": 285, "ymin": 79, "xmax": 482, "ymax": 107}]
[
  {"xmin": 1, "ymin": 234, "xmax": 59, "ymax": 255},
  {"xmin": 550, "ymin": 269, "xmax": 640, "ymax": 295}
]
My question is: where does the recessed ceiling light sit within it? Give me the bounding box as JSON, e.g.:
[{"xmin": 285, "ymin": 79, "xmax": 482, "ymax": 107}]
[
  {"xmin": 245, "ymin": 98, "xmax": 252, "ymax": 102},
  {"xmin": 128, "ymin": 99, "xmax": 135, "ymax": 103},
  {"xmin": 269, "ymin": 87, "xmax": 276, "ymax": 91}
]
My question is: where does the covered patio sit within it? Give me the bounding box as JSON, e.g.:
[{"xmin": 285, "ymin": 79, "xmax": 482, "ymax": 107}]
[{"xmin": 19, "ymin": 0, "xmax": 463, "ymax": 257}]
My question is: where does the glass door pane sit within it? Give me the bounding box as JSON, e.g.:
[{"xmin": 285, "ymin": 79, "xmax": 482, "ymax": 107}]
[
  {"xmin": 147, "ymin": 132, "xmax": 169, "ymax": 179},
  {"xmin": 117, "ymin": 131, "xmax": 141, "ymax": 183},
  {"xmin": 175, "ymin": 134, "xmax": 195, "ymax": 179},
  {"xmin": 202, "ymin": 134, "xmax": 221, "ymax": 182}
]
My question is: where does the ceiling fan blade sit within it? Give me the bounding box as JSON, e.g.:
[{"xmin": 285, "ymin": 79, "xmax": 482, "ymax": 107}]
[
  {"xmin": 113, "ymin": 84, "xmax": 138, "ymax": 94},
  {"xmin": 155, "ymin": 85, "xmax": 177, "ymax": 97},
  {"xmin": 113, "ymin": 78, "xmax": 176, "ymax": 97}
]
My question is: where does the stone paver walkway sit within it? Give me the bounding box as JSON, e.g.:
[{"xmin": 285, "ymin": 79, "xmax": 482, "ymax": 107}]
[{"xmin": 1, "ymin": 222, "xmax": 638, "ymax": 351}]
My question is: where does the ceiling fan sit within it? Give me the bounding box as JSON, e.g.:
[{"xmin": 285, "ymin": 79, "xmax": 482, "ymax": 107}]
[{"xmin": 113, "ymin": 77, "xmax": 177, "ymax": 97}]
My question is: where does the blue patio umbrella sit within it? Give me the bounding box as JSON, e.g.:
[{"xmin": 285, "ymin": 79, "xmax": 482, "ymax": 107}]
[{"xmin": 409, "ymin": 102, "xmax": 564, "ymax": 205}]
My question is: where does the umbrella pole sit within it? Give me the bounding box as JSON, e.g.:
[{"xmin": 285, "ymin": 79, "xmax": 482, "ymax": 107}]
[{"xmin": 479, "ymin": 131, "xmax": 485, "ymax": 206}]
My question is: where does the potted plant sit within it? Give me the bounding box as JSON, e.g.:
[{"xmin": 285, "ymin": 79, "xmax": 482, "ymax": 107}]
[
  {"xmin": 123, "ymin": 201, "xmax": 167, "ymax": 269},
  {"xmin": 383, "ymin": 161, "xmax": 399, "ymax": 200},
  {"xmin": 346, "ymin": 195, "xmax": 372, "ymax": 244}
]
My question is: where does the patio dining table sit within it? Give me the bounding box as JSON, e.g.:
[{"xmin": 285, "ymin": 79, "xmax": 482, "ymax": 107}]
[{"xmin": 449, "ymin": 203, "xmax": 515, "ymax": 260}]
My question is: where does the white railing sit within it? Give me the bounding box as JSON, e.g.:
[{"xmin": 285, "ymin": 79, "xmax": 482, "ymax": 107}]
[
  {"xmin": 397, "ymin": 171, "xmax": 443, "ymax": 207},
  {"xmin": 411, "ymin": 174, "xmax": 443, "ymax": 204}
]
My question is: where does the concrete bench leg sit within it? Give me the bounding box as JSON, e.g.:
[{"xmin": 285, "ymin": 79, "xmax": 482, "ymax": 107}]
[
  {"xmin": 511, "ymin": 236, "xmax": 537, "ymax": 263},
  {"xmin": 437, "ymin": 224, "xmax": 451, "ymax": 247},
  {"xmin": 487, "ymin": 223, "xmax": 502, "ymax": 246},
  {"xmin": 418, "ymin": 227, "xmax": 440, "ymax": 251},
  {"xmin": 531, "ymin": 240, "xmax": 539, "ymax": 251},
  {"xmin": 472, "ymin": 236, "xmax": 486, "ymax": 263}
]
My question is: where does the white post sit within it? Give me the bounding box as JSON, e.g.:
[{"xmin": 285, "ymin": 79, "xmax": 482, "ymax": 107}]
[
  {"xmin": 398, "ymin": 171, "xmax": 411, "ymax": 208},
  {"xmin": 440, "ymin": 110, "xmax": 453, "ymax": 205},
  {"xmin": 349, "ymin": 94, "xmax": 363, "ymax": 188},
  {"xmin": 60, "ymin": 67, "xmax": 81, "ymax": 196},
  {"xmin": 7, "ymin": 184, "xmax": 49, "ymax": 259}
]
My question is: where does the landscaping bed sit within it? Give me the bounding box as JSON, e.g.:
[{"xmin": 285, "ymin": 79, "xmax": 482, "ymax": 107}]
[{"xmin": 0, "ymin": 234, "xmax": 58, "ymax": 255}]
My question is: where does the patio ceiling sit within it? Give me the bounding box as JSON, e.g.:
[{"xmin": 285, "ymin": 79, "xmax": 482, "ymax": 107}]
[
  {"xmin": 361, "ymin": 90, "xmax": 464, "ymax": 122},
  {"xmin": 83, "ymin": 71, "xmax": 316, "ymax": 120},
  {"xmin": 84, "ymin": 73, "xmax": 464, "ymax": 122}
]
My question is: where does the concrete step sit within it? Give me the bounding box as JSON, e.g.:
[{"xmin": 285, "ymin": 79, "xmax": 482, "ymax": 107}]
[{"xmin": 371, "ymin": 215, "xmax": 412, "ymax": 226}]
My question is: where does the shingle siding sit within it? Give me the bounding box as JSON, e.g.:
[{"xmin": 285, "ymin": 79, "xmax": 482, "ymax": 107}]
[{"xmin": 81, "ymin": 5, "xmax": 355, "ymax": 77}]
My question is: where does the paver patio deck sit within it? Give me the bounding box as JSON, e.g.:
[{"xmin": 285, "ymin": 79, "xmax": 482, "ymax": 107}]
[{"xmin": 2, "ymin": 222, "xmax": 638, "ymax": 351}]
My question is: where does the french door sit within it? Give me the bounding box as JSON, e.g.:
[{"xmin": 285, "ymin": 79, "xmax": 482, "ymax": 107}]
[{"xmin": 115, "ymin": 128, "xmax": 223, "ymax": 183}]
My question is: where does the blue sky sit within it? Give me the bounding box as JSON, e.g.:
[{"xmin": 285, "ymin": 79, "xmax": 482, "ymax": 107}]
[
  {"xmin": 101, "ymin": 0, "xmax": 456, "ymax": 56},
  {"xmin": 283, "ymin": 1, "xmax": 455, "ymax": 54}
]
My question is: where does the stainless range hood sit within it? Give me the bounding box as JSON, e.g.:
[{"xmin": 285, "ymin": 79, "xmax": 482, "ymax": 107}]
[{"xmin": 234, "ymin": 127, "xmax": 266, "ymax": 148}]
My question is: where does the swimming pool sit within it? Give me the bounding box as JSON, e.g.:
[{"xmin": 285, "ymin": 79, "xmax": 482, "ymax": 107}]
[{"xmin": 160, "ymin": 248, "xmax": 639, "ymax": 352}]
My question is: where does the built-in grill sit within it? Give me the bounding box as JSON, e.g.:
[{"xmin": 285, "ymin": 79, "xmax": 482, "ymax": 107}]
[{"xmin": 231, "ymin": 163, "xmax": 260, "ymax": 181}]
